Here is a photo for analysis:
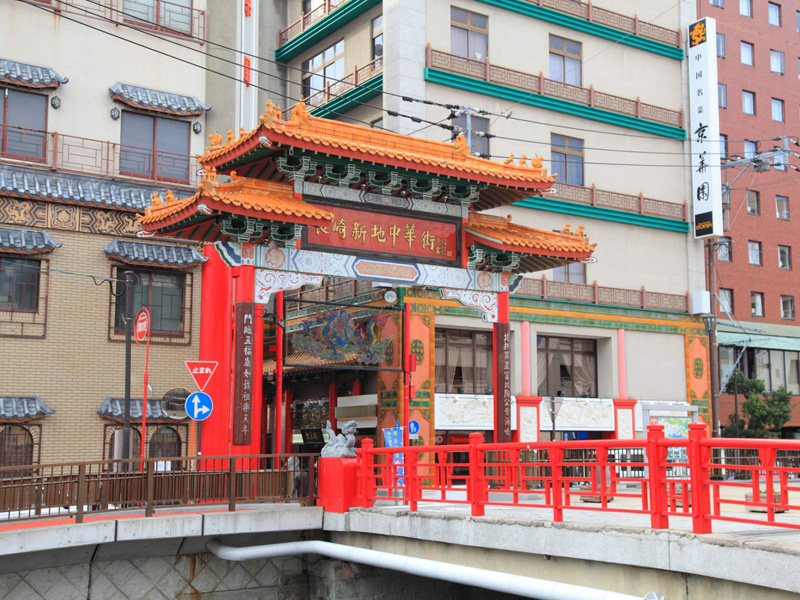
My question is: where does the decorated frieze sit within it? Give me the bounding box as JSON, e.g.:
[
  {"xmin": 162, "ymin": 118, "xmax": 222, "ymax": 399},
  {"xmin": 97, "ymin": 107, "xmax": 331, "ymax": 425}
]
[{"xmin": 0, "ymin": 197, "xmax": 139, "ymax": 237}]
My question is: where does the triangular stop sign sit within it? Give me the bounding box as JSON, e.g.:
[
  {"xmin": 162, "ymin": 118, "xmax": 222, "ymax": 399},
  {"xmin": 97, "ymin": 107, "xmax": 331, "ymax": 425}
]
[{"xmin": 185, "ymin": 361, "xmax": 218, "ymax": 391}]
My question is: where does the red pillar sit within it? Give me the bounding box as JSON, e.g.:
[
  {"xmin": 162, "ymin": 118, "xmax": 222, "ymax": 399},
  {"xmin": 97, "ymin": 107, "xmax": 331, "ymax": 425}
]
[
  {"xmin": 198, "ymin": 246, "xmax": 233, "ymax": 457},
  {"xmin": 403, "ymin": 303, "xmax": 412, "ymax": 447},
  {"xmin": 493, "ymin": 291, "xmax": 511, "ymax": 443},
  {"xmin": 328, "ymin": 380, "xmax": 338, "ymax": 430},
  {"xmin": 275, "ymin": 291, "xmax": 284, "ymax": 456}
]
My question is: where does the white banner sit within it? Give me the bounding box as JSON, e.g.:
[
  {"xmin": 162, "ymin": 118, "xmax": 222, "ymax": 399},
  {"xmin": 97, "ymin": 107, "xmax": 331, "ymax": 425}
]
[{"xmin": 688, "ymin": 18, "xmax": 723, "ymax": 238}]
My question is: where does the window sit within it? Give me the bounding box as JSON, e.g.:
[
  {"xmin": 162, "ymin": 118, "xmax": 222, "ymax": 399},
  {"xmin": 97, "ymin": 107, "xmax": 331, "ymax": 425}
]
[
  {"xmin": 782, "ymin": 296, "xmax": 796, "ymax": 320},
  {"xmin": 742, "ymin": 90, "xmax": 755, "ymax": 115},
  {"xmin": 710, "ymin": 0, "xmax": 724, "ymax": 6},
  {"xmin": 0, "ymin": 88, "xmax": 47, "ymax": 161},
  {"xmin": 748, "ymin": 240, "xmax": 762, "ymax": 265},
  {"xmin": 720, "ymin": 133, "xmax": 728, "ymax": 159},
  {"xmin": 751, "ymin": 292, "xmax": 764, "ymax": 317},
  {"xmin": 740, "ymin": 0, "xmax": 752, "ymax": 17},
  {"xmin": 551, "ymin": 262, "xmax": 586, "ymax": 283},
  {"xmin": 451, "ymin": 7, "xmax": 488, "ymax": 61},
  {"xmin": 744, "ymin": 139, "xmax": 757, "ymax": 157},
  {"xmin": 779, "ymin": 245, "xmax": 792, "ymax": 269},
  {"xmin": 537, "ymin": 336, "xmax": 597, "ymax": 398},
  {"xmin": 549, "ymin": 35, "xmax": 581, "ymax": 86},
  {"xmin": 797, "ymin": 10, "xmax": 800, "ymax": 33},
  {"xmin": 740, "ymin": 41, "xmax": 754, "ymax": 65},
  {"xmin": 717, "ymin": 237, "xmax": 732, "ymax": 261},
  {"xmin": 120, "ymin": 112, "xmax": 189, "ymax": 183},
  {"xmin": 452, "ymin": 114, "xmax": 490, "ymax": 157},
  {"xmin": 746, "ymin": 190, "xmax": 760, "ymax": 214},
  {"xmin": 776, "ymin": 195, "xmax": 790, "ymax": 220},
  {"xmin": 772, "ymin": 98, "xmax": 785, "ymax": 122},
  {"xmin": 551, "ymin": 134, "xmax": 584, "ymax": 186},
  {"xmin": 301, "ymin": 39, "xmax": 344, "ymax": 100},
  {"xmin": 302, "ymin": 0, "xmax": 323, "ymax": 12},
  {"xmin": 770, "ymin": 50, "xmax": 785, "ymax": 73},
  {"xmin": 0, "ymin": 425, "xmax": 36, "ymax": 472},
  {"xmin": 718, "ymin": 83, "xmax": 727, "ymax": 108},
  {"xmin": 768, "ymin": 2, "xmax": 781, "ymax": 26},
  {"xmin": 114, "ymin": 269, "xmax": 186, "ymax": 334},
  {"xmin": 737, "ymin": 348, "xmax": 800, "ymax": 392},
  {"xmin": 435, "ymin": 329, "xmax": 492, "ymax": 394},
  {"xmin": 0, "ymin": 256, "xmax": 40, "ymax": 311},
  {"xmin": 372, "ymin": 15, "xmax": 383, "ymax": 61},
  {"xmin": 150, "ymin": 426, "xmax": 182, "ymax": 470},
  {"xmin": 123, "ymin": 0, "xmax": 193, "ymax": 35},
  {"xmin": 717, "ymin": 33, "xmax": 726, "ymax": 57},
  {"xmin": 719, "ymin": 288, "xmax": 734, "ymax": 314}
]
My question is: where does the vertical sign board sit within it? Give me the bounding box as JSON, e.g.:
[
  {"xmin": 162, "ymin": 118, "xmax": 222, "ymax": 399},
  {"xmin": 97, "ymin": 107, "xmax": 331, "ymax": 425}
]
[
  {"xmin": 688, "ymin": 18, "xmax": 723, "ymax": 239},
  {"xmin": 495, "ymin": 323, "xmax": 512, "ymax": 443},
  {"xmin": 233, "ymin": 301, "xmax": 255, "ymax": 445}
]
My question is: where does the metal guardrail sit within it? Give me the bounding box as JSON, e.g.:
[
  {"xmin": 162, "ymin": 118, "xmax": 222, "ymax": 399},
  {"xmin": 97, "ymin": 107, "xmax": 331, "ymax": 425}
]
[
  {"xmin": 427, "ymin": 47, "xmax": 684, "ymax": 130},
  {"xmin": 300, "ymin": 57, "xmax": 383, "ymax": 109},
  {"xmin": 279, "ymin": 0, "xmax": 349, "ymax": 46},
  {"xmin": 0, "ymin": 124, "xmax": 198, "ymax": 189},
  {"xmin": 0, "ymin": 453, "xmax": 316, "ymax": 523}
]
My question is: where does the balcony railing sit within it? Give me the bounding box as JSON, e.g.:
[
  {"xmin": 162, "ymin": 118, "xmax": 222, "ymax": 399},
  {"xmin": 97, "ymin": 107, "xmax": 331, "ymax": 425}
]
[
  {"xmin": 514, "ymin": 278, "xmax": 689, "ymax": 313},
  {"xmin": 427, "ymin": 47, "xmax": 684, "ymax": 129},
  {"xmin": 41, "ymin": 0, "xmax": 206, "ymax": 41},
  {"xmin": 301, "ymin": 57, "xmax": 383, "ymax": 110},
  {"xmin": 549, "ymin": 180, "xmax": 687, "ymax": 221},
  {"xmin": 279, "ymin": 0, "xmax": 350, "ymax": 46},
  {"xmin": 529, "ymin": 0, "xmax": 681, "ymax": 47},
  {"xmin": 0, "ymin": 124, "xmax": 199, "ymax": 189}
]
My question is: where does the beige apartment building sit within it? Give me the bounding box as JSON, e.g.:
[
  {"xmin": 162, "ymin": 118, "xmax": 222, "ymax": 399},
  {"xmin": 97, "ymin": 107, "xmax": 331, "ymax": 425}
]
[
  {"xmin": 0, "ymin": 0, "xmax": 210, "ymax": 464},
  {"xmin": 234, "ymin": 0, "xmax": 710, "ymax": 442}
]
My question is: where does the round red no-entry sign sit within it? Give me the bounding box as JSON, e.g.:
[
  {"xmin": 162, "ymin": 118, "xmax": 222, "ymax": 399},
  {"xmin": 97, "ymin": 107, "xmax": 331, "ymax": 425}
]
[{"xmin": 135, "ymin": 308, "xmax": 150, "ymax": 345}]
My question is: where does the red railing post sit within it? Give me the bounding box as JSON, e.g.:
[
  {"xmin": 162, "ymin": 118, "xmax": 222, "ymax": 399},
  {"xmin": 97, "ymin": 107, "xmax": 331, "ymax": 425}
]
[
  {"xmin": 549, "ymin": 444, "xmax": 563, "ymax": 522},
  {"xmin": 646, "ymin": 424, "xmax": 669, "ymax": 529},
  {"xmin": 361, "ymin": 438, "xmax": 374, "ymax": 508},
  {"xmin": 688, "ymin": 423, "xmax": 712, "ymax": 533},
  {"xmin": 407, "ymin": 448, "xmax": 418, "ymax": 512},
  {"xmin": 468, "ymin": 432, "xmax": 485, "ymax": 517}
]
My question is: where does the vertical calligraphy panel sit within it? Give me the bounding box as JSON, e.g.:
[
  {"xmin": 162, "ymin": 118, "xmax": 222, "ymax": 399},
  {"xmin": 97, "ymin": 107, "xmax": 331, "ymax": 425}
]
[
  {"xmin": 234, "ymin": 301, "xmax": 255, "ymax": 445},
  {"xmin": 494, "ymin": 322, "xmax": 512, "ymax": 443}
]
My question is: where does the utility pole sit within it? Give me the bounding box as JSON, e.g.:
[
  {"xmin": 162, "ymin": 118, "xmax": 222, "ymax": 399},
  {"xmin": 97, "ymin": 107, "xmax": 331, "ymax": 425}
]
[{"xmin": 122, "ymin": 270, "xmax": 135, "ymax": 467}]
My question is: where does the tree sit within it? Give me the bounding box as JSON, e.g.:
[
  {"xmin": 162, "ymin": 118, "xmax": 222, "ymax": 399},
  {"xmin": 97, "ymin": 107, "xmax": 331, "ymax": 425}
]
[{"xmin": 723, "ymin": 370, "xmax": 793, "ymax": 438}]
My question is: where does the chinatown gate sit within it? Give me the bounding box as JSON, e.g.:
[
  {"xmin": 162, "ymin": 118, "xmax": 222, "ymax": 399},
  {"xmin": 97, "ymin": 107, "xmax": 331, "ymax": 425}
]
[{"xmin": 139, "ymin": 102, "xmax": 595, "ymax": 457}]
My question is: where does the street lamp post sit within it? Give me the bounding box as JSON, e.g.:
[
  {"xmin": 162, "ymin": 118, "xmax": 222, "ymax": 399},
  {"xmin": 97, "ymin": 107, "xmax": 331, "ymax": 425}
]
[{"xmin": 702, "ymin": 312, "xmax": 719, "ymax": 437}]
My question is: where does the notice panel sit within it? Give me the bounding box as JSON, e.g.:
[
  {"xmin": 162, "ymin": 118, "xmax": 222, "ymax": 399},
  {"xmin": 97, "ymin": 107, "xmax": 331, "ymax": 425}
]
[
  {"xmin": 688, "ymin": 18, "xmax": 723, "ymax": 238},
  {"xmin": 304, "ymin": 201, "xmax": 459, "ymax": 264},
  {"xmin": 233, "ymin": 301, "xmax": 255, "ymax": 445}
]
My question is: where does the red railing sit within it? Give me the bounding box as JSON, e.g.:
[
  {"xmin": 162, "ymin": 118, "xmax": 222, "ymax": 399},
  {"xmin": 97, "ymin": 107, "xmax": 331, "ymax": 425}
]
[
  {"xmin": 0, "ymin": 124, "xmax": 198, "ymax": 188},
  {"xmin": 513, "ymin": 278, "xmax": 690, "ymax": 313},
  {"xmin": 0, "ymin": 453, "xmax": 316, "ymax": 523},
  {"xmin": 41, "ymin": 0, "xmax": 206, "ymax": 41},
  {"xmin": 279, "ymin": 0, "xmax": 349, "ymax": 46},
  {"xmin": 355, "ymin": 425, "xmax": 800, "ymax": 534},
  {"xmin": 299, "ymin": 57, "xmax": 383, "ymax": 110},
  {"xmin": 426, "ymin": 47, "xmax": 684, "ymax": 130}
]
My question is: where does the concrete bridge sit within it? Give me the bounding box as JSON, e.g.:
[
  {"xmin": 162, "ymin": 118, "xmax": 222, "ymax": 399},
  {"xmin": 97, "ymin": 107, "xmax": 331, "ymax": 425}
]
[{"xmin": 1, "ymin": 500, "xmax": 799, "ymax": 599}]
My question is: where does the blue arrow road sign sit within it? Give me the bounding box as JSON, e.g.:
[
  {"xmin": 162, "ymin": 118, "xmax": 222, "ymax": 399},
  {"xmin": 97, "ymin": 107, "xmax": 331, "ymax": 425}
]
[
  {"xmin": 409, "ymin": 420, "xmax": 420, "ymax": 435},
  {"xmin": 186, "ymin": 391, "xmax": 213, "ymax": 422}
]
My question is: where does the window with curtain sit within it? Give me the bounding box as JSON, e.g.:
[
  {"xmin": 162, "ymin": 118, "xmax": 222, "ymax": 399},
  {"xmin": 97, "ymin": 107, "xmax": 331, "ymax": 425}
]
[
  {"xmin": 742, "ymin": 91, "xmax": 756, "ymax": 115},
  {"xmin": 114, "ymin": 269, "xmax": 186, "ymax": 334},
  {"xmin": 776, "ymin": 196, "xmax": 790, "ymax": 220},
  {"xmin": 551, "ymin": 134, "xmax": 584, "ymax": 186},
  {"xmin": 451, "ymin": 7, "xmax": 488, "ymax": 61},
  {"xmin": 1, "ymin": 87, "xmax": 47, "ymax": 161},
  {"xmin": 770, "ymin": 50, "xmax": 785, "ymax": 74},
  {"xmin": 737, "ymin": 347, "xmax": 800, "ymax": 393},
  {"xmin": 748, "ymin": 240, "xmax": 762, "ymax": 265},
  {"xmin": 536, "ymin": 336, "xmax": 597, "ymax": 398},
  {"xmin": 549, "ymin": 35, "xmax": 581, "ymax": 86},
  {"xmin": 751, "ymin": 291, "xmax": 764, "ymax": 317},
  {"xmin": 123, "ymin": 0, "xmax": 193, "ymax": 35},
  {"xmin": 551, "ymin": 262, "xmax": 586, "ymax": 283},
  {"xmin": 120, "ymin": 112, "xmax": 190, "ymax": 183},
  {"xmin": 372, "ymin": 15, "xmax": 383, "ymax": 61},
  {"xmin": 435, "ymin": 329, "xmax": 492, "ymax": 394},
  {"xmin": 716, "ymin": 33, "xmax": 726, "ymax": 58}
]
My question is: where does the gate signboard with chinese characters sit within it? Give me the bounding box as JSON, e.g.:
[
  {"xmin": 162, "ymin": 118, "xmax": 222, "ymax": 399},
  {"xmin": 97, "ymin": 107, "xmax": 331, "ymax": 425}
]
[
  {"xmin": 233, "ymin": 302, "xmax": 256, "ymax": 445},
  {"xmin": 304, "ymin": 200, "xmax": 459, "ymax": 264},
  {"xmin": 138, "ymin": 101, "xmax": 597, "ymax": 457},
  {"xmin": 687, "ymin": 17, "xmax": 723, "ymax": 238}
]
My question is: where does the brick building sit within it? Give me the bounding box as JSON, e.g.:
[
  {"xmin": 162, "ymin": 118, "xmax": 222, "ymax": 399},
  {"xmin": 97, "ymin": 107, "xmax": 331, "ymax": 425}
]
[
  {"xmin": 0, "ymin": 0, "xmax": 210, "ymax": 464},
  {"xmin": 699, "ymin": 0, "xmax": 800, "ymax": 434}
]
